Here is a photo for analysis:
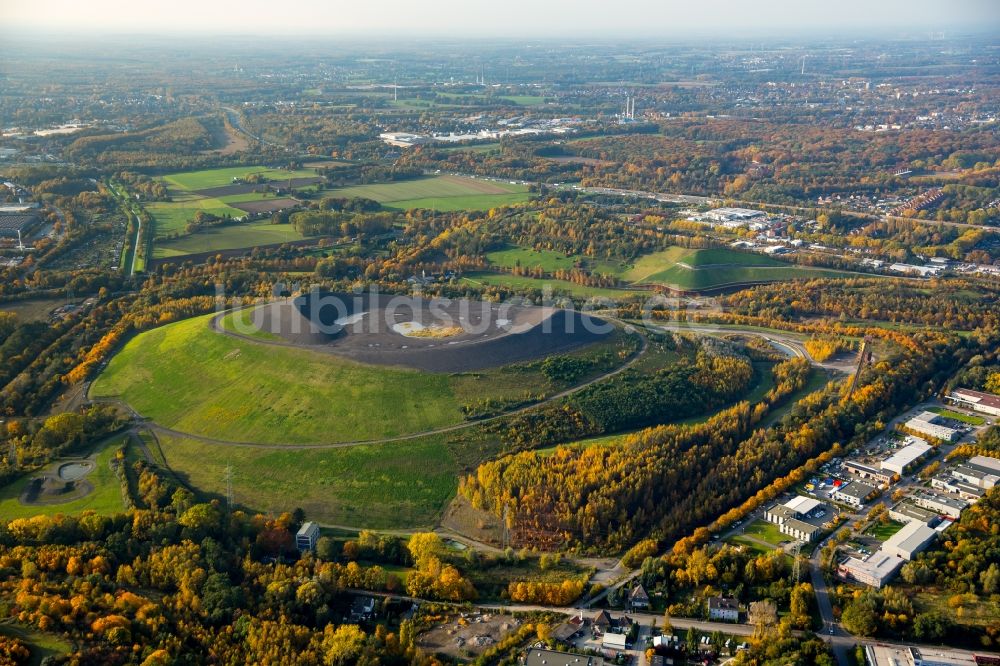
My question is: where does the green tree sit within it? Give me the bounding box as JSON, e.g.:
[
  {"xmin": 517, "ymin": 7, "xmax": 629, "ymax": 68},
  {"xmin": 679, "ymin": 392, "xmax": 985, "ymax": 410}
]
[
  {"xmin": 913, "ymin": 611, "xmax": 952, "ymax": 642},
  {"xmin": 315, "ymin": 536, "xmax": 339, "ymax": 562},
  {"xmin": 841, "ymin": 593, "xmax": 879, "ymax": 637}
]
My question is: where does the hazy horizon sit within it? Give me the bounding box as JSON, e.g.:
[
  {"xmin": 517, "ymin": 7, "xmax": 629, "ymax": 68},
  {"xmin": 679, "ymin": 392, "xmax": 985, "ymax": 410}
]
[{"xmin": 4, "ymin": 0, "xmax": 999, "ymax": 38}]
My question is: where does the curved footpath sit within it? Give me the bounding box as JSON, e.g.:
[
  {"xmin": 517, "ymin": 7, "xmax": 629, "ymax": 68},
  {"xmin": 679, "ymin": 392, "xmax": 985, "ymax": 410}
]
[{"xmin": 92, "ymin": 312, "xmax": 649, "ymax": 450}]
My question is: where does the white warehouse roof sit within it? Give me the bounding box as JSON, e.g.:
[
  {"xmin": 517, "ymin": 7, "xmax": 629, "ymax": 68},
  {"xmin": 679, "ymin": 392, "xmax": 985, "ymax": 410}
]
[
  {"xmin": 881, "ymin": 440, "xmax": 931, "ymax": 474},
  {"xmin": 882, "ymin": 520, "xmax": 937, "ymax": 560},
  {"xmin": 785, "ymin": 495, "xmax": 822, "ymax": 515}
]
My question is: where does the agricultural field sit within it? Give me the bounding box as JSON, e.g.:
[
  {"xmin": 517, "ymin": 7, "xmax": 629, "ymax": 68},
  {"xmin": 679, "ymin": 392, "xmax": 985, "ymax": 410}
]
[
  {"xmin": 90, "ymin": 312, "xmax": 616, "ymax": 445},
  {"xmin": 320, "ymin": 175, "xmax": 530, "ymax": 211},
  {"xmin": 152, "ymin": 431, "xmax": 459, "ymax": 528},
  {"xmin": 152, "ymin": 220, "xmax": 306, "ymax": 258},
  {"xmin": 0, "ymin": 435, "xmax": 133, "ymax": 520},
  {"xmin": 147, "ymin": 198, "xmax": 246, "ymax": 240},
  {"xmin": 161, "ymin": 166, "xmax": 319, "ymax": 191},
  {"xmin": 146, "ymin": 165, "xmax": 323, "ymax": 259}
]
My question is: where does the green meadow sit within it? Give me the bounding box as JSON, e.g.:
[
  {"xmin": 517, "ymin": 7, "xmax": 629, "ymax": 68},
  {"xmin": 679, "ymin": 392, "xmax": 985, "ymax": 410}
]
[
  {"xmin": 320, "ymin": 175, "xmax": 530, "ymax": 211},
  {"xmin": 90, "ymin": 313, "xmax": 589, "ymax": 445},
  {"xmin": 161, "ymin": 166, "xmax": 319, "ymax": 191},
  {"xmin": 153, "ymin": 221, "xmax": 306, "ymax": 258},
  {"xmin": 154, "ymin": 431, "xmax": 459, "ymax": 528}
]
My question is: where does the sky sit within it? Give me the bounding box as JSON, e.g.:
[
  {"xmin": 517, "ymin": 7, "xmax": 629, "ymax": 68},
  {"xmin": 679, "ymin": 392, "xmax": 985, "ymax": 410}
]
[{"xmin": 3, "ymin": 0, "xmax": 999, "ymax": 37}]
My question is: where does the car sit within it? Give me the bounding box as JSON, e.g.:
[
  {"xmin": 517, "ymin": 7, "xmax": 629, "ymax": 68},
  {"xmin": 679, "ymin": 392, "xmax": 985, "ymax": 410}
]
[{"xmin": 829, "ymin": 627, "xmax": 835, "ymax": 635}]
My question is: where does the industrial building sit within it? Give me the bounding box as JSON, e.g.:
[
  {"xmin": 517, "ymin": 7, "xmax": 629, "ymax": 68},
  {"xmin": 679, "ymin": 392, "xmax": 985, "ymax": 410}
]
[
  {"xmin": 931, "ymin": 474, "xmax": 986, "ymax": 501},
  {"xmin": 963, "ymin": 456, "xmax": 1000, "ymax": 487},
  {"xmin": 295, "ymin": 521, "xmax": 320, "ymax": 552},
  {"xmin": 833, "ymin": 480, "xmax": 879, "ymax": 508},
  {"xmin": 881, "ymin": 439, "xmax": 932, "ymax": 476},
  {"xmin": 911, "ymin": 490, "xmax": 968, "ymax": 519},
  {"xmin": 763, "ymin": 496, "xmax": 826, "ymax": 541},
  {"xmin": 765, "ymin": 495, "xmax": 823, "ymax": 523},
  {"xmin": 525, "ymin": 649, "xmax": 603, "ymax": 666},
  {"xmin": 947, "ymin": 388, "xmax": 1000, "ymax": 417},
  {"xmin": 904, "ymin": 411, "xmax": 962, "ymax": 443},
  {"xmin": 378, "ymin": 132, "xmax": 431, "ymax": 147},
  {"xmin": 843, "ymin": 460, "xmax": 895, "ymax": 486},
  {"xmin": 0, "ymin": 212, "xmax": 40, "ymax": 247},
  {"xmin": 864, "ymin": 645, "xmax": 987, "ymax": 666},
  {"xmin": 888, "ymin": 500, "xmax": 939, "ymax": 525},
  {"xmin": 780, "ymin": 518, "xmax": 821, "ymax": 542},
  {"xmin": 881, "ymin": 520, "xmax": 937, "ymax": 561},
  {"xmin": 838, "ymin": 551, "xmax": 904, "ymax": 589},
  {"xmin": 693, "ymin": 207, "xmax": 769, "ymax": 228}
]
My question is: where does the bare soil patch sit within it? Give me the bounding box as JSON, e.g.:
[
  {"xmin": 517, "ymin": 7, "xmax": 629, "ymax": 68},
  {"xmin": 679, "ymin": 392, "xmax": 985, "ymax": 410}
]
[
  {"xmin": 203, "ymin": 119, "xmax": 250, "ymax": 156},
  {"xmin": 416, "ymin": 611, "xmax": 521, "ymax": 659},
  {"xmin": 303, "ymin": 160, "xmax": 351, "ymax": 169},
  {"xmin": 231, "ymin": 198, "xmax": 301, "ymax": 214},
  {"xmin": 244, "ymin": 293, "xmax": 614, "ymax": 372},
  {"xmin": 438, "ymin": 174, "xmax": 512, "ymax": 195},
  {"xmin": 19, "ymin": 458, "xmax": 97, "ymax": 507},
  {"xmin": 193, "ymin": 183, "xmax": 261, "ymax": 198}
]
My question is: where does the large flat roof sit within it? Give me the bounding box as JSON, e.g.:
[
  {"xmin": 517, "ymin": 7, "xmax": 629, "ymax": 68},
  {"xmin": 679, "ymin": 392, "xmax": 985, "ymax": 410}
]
[
  {"xmin": 881, "ymin": 440, "xmax": 932, "ymax": 470},
  {"xmin": 951, "ymin": 388, "xmax": 1000, "ymax": 410},
  {"xmin": 884, "ymin": 520, "xmax": 936, "ymax": 554},
  {"xmin": 968, "ymin": 455, "xmax": 1000, "ymax": 475},
  {"xmin": 836, "ymin": 480, "xmax": 877, "ymax": 499},
  {"xmin": 842, "ymin": 550, "xmax": 903, "ymax": 581},
  {"xmin": 785, "ymin": 495, "xmax": 822, "ymax": 515},
  {"xmin": 0, "ymin": 212, "xmax": 38, "ymax": 232},
  {"xmin": 526, "ymin": 649, "xmax": 603, "ymax": 666}
]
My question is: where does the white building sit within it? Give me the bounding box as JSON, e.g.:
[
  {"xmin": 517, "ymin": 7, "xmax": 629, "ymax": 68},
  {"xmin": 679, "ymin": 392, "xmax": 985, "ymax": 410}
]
[
  {"xmin": 881, "ymin": 521, "xmax": 937, "ymax": 561},
  {"xmin": 904, "ymin": 412, "xmax": 961, "ymax": 443},
  {"xmin": 881, "ymin": 440, "xmax": 932, "ymax": 476},
  {"xmin": 911, "ymin": 490, "xmax": 968, "ymax": 519},
  {"xmin": 833, "ymin": 480, "xmax": 878, "ymax": 507},
  {"xmin": 526, "ymin": 649, "xmax": 604, "ymax": 666},
  {"xmin": 602, "ymin": 632, "xmax": 627, "ymax": 651},
  {"xmin": 699, "ymin": 207, "xmax": 767, "ymax": 227},
  {"xmin": 295, "ymin": 521, "xmax": 320, "ymax": 552},
  {"xmin": 378, "ymin": 132, "xmax": 431, "ymax": 147},
  {"xmin": 947, "ymin": 388, "xmax": 1000, "ymax": 417},
  {"xmin": 763, "ymin": 496, "xmax": 825, "ymax": 541},
  {"xmin": 838, "ymin": 551, "xmax": 904, "ymax": 588},
  {"xmin": 888, "ymin": 263, "xmax": 944, "ymax": 278},
  {"xmin": 865, "ymin": 645, "xmax": 978, "ymax": 666},
  {"xmin": 765, "ymin": 495, "xmax": 822, "ymax": 524},
  {"xmin": 781, "ymin": 518, "xmax": 822, "ymax": 542},
  {"xmin": 707, "ymin": 597, "xmax": 740, "ymax": 622}
]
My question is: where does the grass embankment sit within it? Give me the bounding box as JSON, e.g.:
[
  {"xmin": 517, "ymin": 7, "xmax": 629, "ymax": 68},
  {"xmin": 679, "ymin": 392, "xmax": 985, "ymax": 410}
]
[
  {"xmin": 154, "ymin": 430, "xmax": 459, "ymax": 528},
  {"xmin": 91, "ymin": 313, "xmax": 617, "ymax": 445}
]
